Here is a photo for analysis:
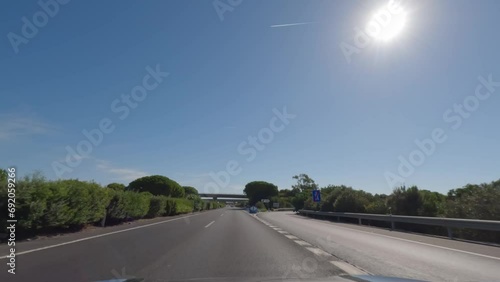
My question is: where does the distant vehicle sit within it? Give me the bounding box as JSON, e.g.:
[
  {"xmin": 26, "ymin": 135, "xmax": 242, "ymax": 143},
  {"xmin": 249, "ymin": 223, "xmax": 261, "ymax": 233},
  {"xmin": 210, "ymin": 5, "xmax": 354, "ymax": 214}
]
[{"xmin": 249, "ymin": 206, "xmax": 258, "ymax": 214}]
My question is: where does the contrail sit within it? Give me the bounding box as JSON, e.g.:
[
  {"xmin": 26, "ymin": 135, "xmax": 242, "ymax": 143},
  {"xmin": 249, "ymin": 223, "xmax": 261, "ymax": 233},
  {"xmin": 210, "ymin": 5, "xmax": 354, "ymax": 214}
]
[{"xmin": 270, "ymin": 22, "xmax": 316, "ymax": 28}]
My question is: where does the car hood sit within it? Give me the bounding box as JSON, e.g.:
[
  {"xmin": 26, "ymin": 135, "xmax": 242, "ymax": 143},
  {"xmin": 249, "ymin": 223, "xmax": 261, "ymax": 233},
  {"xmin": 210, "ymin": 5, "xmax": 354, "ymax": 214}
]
[{"xmin": 96, "ymin": 275, "xmax": 427, "ymax": 282}]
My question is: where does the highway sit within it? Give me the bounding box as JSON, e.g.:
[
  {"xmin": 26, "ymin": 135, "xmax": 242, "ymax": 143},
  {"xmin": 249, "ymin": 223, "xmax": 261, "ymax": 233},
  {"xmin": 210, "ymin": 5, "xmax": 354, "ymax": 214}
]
[
  {"xmin": 0, "ymin": 208, "xmax": 343, "ymax": 282},
  {"xmin": 259, "ymin": 211, "xmax": 500, "ymax": 282},
  {"xmin": 1, "ymin": 208, "xmax": 499, "ymax": 281}
]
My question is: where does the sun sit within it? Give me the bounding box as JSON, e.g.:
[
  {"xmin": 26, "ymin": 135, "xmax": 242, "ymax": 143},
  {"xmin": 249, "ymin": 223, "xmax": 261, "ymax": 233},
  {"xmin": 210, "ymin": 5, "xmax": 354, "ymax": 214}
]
[
  {"xmin": 367, "ymin": 2, "xmax": 408, "ymax": 42},
  {"xmin": 375, "ymin": 13, "xmax": 407, "ymax": 41}
]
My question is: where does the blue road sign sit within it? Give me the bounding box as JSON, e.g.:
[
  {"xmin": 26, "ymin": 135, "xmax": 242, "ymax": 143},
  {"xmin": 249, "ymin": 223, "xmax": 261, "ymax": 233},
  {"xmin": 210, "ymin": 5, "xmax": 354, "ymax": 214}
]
[{"xmin": 312, "ymin": 190, "xmax": 321, "ymax": 202}]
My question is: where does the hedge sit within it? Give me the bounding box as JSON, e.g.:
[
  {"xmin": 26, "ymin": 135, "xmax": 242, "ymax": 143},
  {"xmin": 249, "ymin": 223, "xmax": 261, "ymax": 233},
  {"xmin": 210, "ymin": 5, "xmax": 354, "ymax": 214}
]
[
  {"xmin": 0, "ymin": 171, "xmax": 225, "ymax": 240},
  {"xmin": 147, "ymin": 196, "xmax": 168, "ymax": 218},
  {"xmin": 106, "ymin": 190, "xmax": 151, "ymax": 222},
  {"xmin": 0, "ymin": 175, "xmax": 112, "ymax": 230},
  {"xmin": 173, "ymin": 198, "xmax": 194, "ymax": 214}
]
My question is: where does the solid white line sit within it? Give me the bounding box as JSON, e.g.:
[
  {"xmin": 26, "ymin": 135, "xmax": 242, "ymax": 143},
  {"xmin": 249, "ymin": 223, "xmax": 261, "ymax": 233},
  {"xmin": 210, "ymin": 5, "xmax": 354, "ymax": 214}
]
[
  {"xmin": 330, "ymin": 261, "xmax": 368, "ymax": 275},
  {"xmin": 205, "ymin": 221, "xmax": 215, "ymax": 228},
  {"xmin": 297, "ymin": 216, "xmax": 500, "ymax": 261},
  {"xmin": 0, "ymin": 213, "xmax": 204, "ymax": 260}
]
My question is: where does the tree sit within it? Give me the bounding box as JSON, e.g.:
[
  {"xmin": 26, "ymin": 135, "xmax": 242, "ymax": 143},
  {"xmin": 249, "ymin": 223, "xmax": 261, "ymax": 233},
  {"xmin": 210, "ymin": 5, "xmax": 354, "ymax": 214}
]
[
  {"xmin": 319, "ymin": 185, "xmax": 348, "ymax": 212},
  {"xmin": 387, "ymin": 185, "xmax": 422, "ymax": 216},
  {"xmin": 279, "ymin": 189, "xmax": 295, "ymax": 198},
  {"xmin": 292, "ymin": 174, "xmax": 318, "ymax": 194},
  {"xmin": 106, "ymin": 183, "xmax": 126, "ymax": 191},
  {"xmin": 418, "ymin": 190, "xmax": 445, "ymax": 217},
  {"xmin": 365, "ymin": 194, "xmax": 388, "ymax": 214},
  {"xmin": 446, "ymin": 181, "xmax": 500, "ymax": 220},
  {"xmin": 244, "ymin": 181, "xmax": 279, "ymax": 205},
  {"xmin": 333, "ymin": 188, "xmax": 368, "ymax": 213},
  {"xmin": 290, "ymin": 174, "xmax": 318, "ymax": 210},
  {"xmin": 291, "ymin": 192, "xmax": 308, "ymax": 211},
  {"xmin": 128, "ymin": 175, "xmax": 184, "ymax": 198},
  {"xmin": 183, "ymin": 186, "xmax": 199, "ymax": 196}
]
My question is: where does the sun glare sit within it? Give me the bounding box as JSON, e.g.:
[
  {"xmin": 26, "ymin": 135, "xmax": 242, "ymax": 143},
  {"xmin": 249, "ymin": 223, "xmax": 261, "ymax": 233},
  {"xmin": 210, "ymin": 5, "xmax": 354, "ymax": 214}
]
[
  {"xmin": 376, "ymin": 13, "xmax": 407, "ymax": 41},
  {"xmin": 367, "ymin": 1, "xmax": 408, "ymax": 42}
]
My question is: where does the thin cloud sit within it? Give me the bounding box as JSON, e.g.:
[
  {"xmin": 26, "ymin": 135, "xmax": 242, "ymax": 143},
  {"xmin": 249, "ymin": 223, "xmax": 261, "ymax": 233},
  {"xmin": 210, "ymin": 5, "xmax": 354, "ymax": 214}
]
[
  {"xmin": 0, "ymin": 114, "xmax": 56, "ymax": 140},
  {"xmin": 96, "ymin": 159, "xmax": 149, "ymax": 182},
  {"xmin": 270, "ymin": 22, "xmax": 316, "ymax": 28}
]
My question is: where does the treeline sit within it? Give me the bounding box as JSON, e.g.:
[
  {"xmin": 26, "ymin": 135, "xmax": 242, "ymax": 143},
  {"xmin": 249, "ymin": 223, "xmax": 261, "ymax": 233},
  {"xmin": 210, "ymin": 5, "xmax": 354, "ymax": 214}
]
[
  {"xmin": 0, "ymin": 171, "xmax": 224, "ymax": 240},
  {"xmin": 283, "ymin": 174, "xmax": 500, "ymax": 243}
]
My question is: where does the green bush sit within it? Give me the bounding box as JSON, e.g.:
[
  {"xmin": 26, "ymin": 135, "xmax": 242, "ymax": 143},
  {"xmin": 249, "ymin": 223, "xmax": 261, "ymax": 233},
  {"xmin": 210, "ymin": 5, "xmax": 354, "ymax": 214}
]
[
  {"xmin": 1, "ymin": 175, "xmax": 111, "ymax": 231},
  {"xmin": 187, "ymin": 194, "xmax": 204, "ymax": 211},
  {"xmin": 15, "ymin": 173, "xmax": 51, "ymax": 230},
  {"xmin": 147, "ymin": 196, "xmax": 167, "ymax": 218},
  {"xmin": 255, "ymin": 201, "xmax": 266, "ymax": 210},
  {"xmin": 107, "ymin": 191, "xmax": 151, "ymax": 221},
  {"xmin": 123, "ymin": 191, "xmax": 151, "ymax": 219},
  {"xmin": 163, "ymin": 198, "xmax": 174, "ymax": 216},
  {"xmin": 173, "ymin": 198, "xmax": 194, "ymax": 214},
  {"xmin": 64, "ymin": 180, "xmax": 110, "ymax": 226},
  {"xmin": 106, "ymin": 190, "xmax": 128, "ymax": 221}
]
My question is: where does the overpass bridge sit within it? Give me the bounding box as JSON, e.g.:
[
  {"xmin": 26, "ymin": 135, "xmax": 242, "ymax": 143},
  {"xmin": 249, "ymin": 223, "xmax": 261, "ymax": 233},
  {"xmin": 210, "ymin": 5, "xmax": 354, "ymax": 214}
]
[{"xmin": 199, "ymin": 193, "xmax": 248, "ymax": 201}]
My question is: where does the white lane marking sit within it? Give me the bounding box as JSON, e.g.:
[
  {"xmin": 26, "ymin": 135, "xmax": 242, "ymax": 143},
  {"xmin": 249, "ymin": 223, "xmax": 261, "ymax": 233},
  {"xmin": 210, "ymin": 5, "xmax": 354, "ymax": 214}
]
[
  {"xmin": 220, "ymin": 214, "xmax": 224, "ymax": 217},
  {"xmin": 306, "ymin": 247, "xmax": 332, "ymax": 258},
  {"xmin": 278, "ymin": 230, "xmax": 289, "ymax": 234},
  {"xmin": 330, "ymin": 261, "xmax": 368, "ymax": 275},
  {"xmin": 294, "ymin": 240, "xmax": 312, "ymax": 246},
  {"xmin": 298, "ymin": 216, "xmax": 500, "ymax": 261},
  {"xmin": 285, "ymin": 235, "xmax": 299, "ymax": 240},
  {"xmin": 205, "ymin": 221, "xmax": 215, "ymax": 228},
  {"xmin": 273, "ymin": 228, "xmax": 282, "ymax": 231},
  {"xmin": 0, "ymin": 213, "xmax": 205, "ymax": 259},
  {"xmin": 269, "ymin": 225, "xmax": 277, "ymax": 228}
]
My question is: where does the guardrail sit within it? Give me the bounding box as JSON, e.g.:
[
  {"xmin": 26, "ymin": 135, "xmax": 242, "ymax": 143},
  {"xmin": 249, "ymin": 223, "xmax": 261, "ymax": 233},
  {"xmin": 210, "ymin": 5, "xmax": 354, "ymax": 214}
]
[{"xmin": 298, "ymin": 210, "xmax": 500, "ymax": 239}]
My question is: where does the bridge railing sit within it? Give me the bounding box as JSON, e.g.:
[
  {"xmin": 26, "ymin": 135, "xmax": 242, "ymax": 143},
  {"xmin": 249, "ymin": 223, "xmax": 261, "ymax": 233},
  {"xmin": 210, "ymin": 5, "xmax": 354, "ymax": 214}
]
[{"xmin": 298, "ymin": 210, "xmax": 500, "ymax": 239}]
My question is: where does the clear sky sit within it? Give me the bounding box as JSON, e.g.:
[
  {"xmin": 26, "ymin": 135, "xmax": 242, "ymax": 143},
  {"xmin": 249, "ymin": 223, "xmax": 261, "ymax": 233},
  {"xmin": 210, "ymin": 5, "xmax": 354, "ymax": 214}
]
[{"xmin": 1, "ymin": 0, "xmax": 499, "ymax": 195}]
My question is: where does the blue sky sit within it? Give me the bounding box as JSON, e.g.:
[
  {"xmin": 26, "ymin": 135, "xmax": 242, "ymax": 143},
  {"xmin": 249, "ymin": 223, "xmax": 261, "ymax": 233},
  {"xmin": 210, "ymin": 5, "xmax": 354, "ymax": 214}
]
[{"xmin": 1, "ymin": 0, "xmax": 499, "ymax": 195}]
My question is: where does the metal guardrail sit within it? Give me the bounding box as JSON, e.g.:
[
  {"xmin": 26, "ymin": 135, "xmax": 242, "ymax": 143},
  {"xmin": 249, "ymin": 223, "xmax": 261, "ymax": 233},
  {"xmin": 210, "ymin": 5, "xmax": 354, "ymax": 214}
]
[
  {"xmin": 274, "ymin": 208, "xmax": 295, "ymax": 211},
  {"xmin": 298, "ymin": 210, "xmax": 500, "ymax": 239}
]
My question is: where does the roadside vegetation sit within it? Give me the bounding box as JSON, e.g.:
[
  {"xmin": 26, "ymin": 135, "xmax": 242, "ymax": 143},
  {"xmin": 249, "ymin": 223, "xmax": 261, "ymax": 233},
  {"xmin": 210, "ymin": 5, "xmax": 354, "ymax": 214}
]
[
  {"xmin": 0, "ymin": 170, "xmax": 224, "ymax": 241},
  {"xmin": 244, "ymin": 174, "xmax": 500, "ymax": 243}
]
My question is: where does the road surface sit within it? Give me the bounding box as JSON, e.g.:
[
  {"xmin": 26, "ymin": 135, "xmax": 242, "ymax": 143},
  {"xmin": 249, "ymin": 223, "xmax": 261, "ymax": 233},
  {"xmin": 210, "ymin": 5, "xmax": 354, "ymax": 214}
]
[
  {"xmin": 259, "ymin": 211, "xmax": 500, "ymax": 282},
  {"xmin": 0, "ymin": 208, "xmax": 344, "ymax": 282},
  {"xmin": 2, "ymin": 208, "xmax": 499, "ymax": 281}
]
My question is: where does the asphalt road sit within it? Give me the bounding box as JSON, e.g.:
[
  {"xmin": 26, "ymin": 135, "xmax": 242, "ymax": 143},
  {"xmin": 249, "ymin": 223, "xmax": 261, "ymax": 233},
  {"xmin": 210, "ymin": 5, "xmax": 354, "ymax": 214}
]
[
  {"xmin": 0, "ymin": 208, "xmax": 345, "ymax": 282},
  {"xmin": 259, "ymin": 211, "xmax": 500, "ymax": 282}
]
